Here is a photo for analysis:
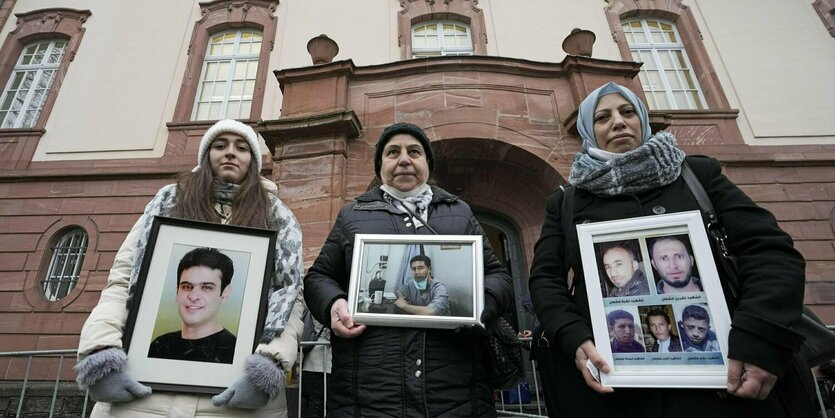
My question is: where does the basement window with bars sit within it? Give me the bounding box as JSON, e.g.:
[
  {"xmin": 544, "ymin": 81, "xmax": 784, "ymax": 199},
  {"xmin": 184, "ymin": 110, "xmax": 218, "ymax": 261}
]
[{"xmin": 42, "ymin": 227, "xmax": 88, "ymax": 301}]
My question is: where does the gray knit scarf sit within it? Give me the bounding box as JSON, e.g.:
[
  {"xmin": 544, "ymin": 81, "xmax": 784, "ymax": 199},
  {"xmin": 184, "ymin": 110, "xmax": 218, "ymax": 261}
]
[
  {"xmin": 569, "ymin": 131, "xmax": 686, "ymax": 196},
  {"xmin": 127, "ymin": 179, "xmax": 302, "ymax": 342}
]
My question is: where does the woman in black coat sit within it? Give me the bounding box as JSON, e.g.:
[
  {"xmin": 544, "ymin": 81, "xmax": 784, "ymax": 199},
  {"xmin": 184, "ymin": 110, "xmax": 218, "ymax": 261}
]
[
  {"xmin": 528, "ymin": 82, "xmax": 816, "ymax": 417},
  {"xmin": 304, "ymin": 122, "xmax": 514, "ymax": 417}
]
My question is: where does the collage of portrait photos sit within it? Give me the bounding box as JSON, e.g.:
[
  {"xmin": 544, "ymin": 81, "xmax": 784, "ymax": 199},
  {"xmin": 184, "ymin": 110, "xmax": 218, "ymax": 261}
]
[{"xmin": 596, "ymin": 234, "xmax": 725, "ymax": 368}]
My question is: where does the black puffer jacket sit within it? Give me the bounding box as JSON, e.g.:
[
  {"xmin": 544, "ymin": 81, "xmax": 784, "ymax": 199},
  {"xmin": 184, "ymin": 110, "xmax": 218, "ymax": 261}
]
[
  {"xmin": 529, "ymin": 156, "xmax": 815, "ymax": 418},
  {"xmin": 304, "ymin": 185, "xmax": 513, "ymax": 417}
]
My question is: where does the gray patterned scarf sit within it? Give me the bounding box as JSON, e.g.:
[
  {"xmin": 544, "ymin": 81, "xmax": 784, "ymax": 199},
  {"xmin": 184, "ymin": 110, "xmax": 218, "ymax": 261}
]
[
  {"xmin": 569, "ymin": 131, "xmax": 686, "ymax": 196},
  {"xmin": 127, "ymin": 179, "xmax": 302, "ymax": 342}
]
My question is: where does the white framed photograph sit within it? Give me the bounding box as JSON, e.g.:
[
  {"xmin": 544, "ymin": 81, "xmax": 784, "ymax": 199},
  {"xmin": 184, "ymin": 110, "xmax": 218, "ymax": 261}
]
[
  {"xmin": 577, "ymin": 211, "xmax": 732, "ymax": 388},
  {"xmin": 122, "ymin": 216, "xmax": 275, "ymax": 394},
  {"xmin": 347, "ymin": 234, "xmax": 484, "ymax": 329}
]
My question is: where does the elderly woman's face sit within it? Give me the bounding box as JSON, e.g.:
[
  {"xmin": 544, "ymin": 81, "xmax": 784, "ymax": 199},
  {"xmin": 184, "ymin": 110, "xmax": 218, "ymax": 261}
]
[
  {"xmin": 380, "ymin": 134, "xmax": 429, "ymax": 192},
  {"xmin": 593, "ymin": 94, "xmax": 642, "ymax": 153}
]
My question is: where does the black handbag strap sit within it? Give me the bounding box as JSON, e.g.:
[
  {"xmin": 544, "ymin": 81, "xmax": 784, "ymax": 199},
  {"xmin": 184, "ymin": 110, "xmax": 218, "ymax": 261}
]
[
  {"xmin": 559, "ymin": 184, "xmax": 576, "ymax": 294},
  {"xmin": 680, "ymin": 162, "xmax": 739, "ymax": 299}
]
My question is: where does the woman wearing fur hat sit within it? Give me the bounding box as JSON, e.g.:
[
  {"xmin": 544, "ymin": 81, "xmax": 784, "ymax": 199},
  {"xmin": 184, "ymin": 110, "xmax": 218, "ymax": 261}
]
[
  {"xmin": 304, "ymin": 122, "xmax": 515, "ymax": 417},
  {"xmin": 528, "ymin": 82, "xmax": 815, "ymax": 417},
  {"xmin": 74, "ymin": 119, "xmax": 304, "ymax": 417}
]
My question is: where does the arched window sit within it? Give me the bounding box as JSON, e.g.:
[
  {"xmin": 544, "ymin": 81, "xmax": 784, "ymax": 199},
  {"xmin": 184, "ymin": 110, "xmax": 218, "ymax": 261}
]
[
  {"xmin": 0, "ymin": 39, "xmax": 68, "ymax": 128},
  {"xmin": 42, "ymin": 227, "xmax": 88, "ymax": 301},
  {"xmin": 622, "ymin": 19, "xmax": 706, "ymax": 110},
  {"xmin": 411, "ymin": 21, "xmax": 473, "ymax": 58},
  {"xmin": 192, "ymin": 29, "xmax": 262, "ymax": 121}
]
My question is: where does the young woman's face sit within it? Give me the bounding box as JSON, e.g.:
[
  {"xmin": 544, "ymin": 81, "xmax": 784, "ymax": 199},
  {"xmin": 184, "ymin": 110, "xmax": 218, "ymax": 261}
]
[
  {"xmin": 592, "ymin": 94, "xmax": 643, "ymax": 153},
  {"xmin": 209, "ymin": 133, "xmax": 252, "ymax": 184}
]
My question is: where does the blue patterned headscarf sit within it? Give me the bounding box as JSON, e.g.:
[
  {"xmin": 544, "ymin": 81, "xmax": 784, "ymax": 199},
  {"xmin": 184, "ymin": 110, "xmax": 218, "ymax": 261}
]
[{"xmin": 577, "ymin": 81, "xmax": 652, "ymax": 153}]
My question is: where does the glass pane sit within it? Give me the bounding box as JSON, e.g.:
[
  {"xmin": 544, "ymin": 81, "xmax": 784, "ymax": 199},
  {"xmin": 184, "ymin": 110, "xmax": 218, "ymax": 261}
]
[
  {"xmin": 625, "ymin": 32, "xmax": 635, "ymax": 44},
  {"xmin": 195, "ymin": 102, "xmax": 209, "ymax": 120},
  {"xmin": 653, "ymin": 92, "xmax": 669, "ymax": 109},
  {"xmin": 246, "ymin": 60, "xmax": 258, "ymax": 79},
  {"xmin": 682, "ymin": 71, "xmax": 696, "ymax": 89},
  {"xmin": 638, "ymin": 71, "xmax": 649, "ymax": 86},
  {"xmin": 633, "ymin": 31, "xmax": 647, "ymax": 43},
  {"xmin": 646, "ymin": 20, "xmax": 660, "ymax": 30},
  {"xmin": 675, "ymin": 51, "xmax": 688, "ymax": 69},
  {"xmin": 666, "ymin": 30, "xmax": 678, "ymax": 43},
  {"xmin": 641, "ymin": 52, "xmax": 656, "ymax": 69},
  {"xmin": 243, "ymin": 80, "xmax": 255, "ymax": 96},
  {"xmin": 217, "ymin": 62, "xmax": 231, "ymax": 80},
  {"xmin": 233, "ymin": 62, "xmax": 247, "ymax": 79},
  {"xmin": 413, "ymin": 37, "xmax": 425, "ymax": 49},
  {"xmin": 660, "ymin": 22, "xmax": 673, "ymax": 31},
  {"xmin": 241, "ymin": 100, "xmax": 252, "ymax": 118},
  {"xmin": 223, "ymin": 32, "xmax": 235, "ymax": 42},
  {"xmin": 646, "ymin": 70, "xmax": 662, "ymax": 90},
  {"xmin": 8, "ymin": 72, "xmax": 24, "ymax": 90},
  {"xmin": 199, "ymin": 83, "xmax": 213, "ymax": 101},
  {"xmin": 426, "ymin": 36, "xmax": 438, "ymax": 48},
  {"xmin": 690, "ymin": 91, "xmax": 704, "ymax": 109},
  {"xmin": 443, "ymin": 24, "xmax": 454, "ymax": 35},
  {"xmin": 665, "ymin": 70, "xmax": 682, "ymax": 89},
  {"xmin": 210, "ymin": 43, "xmax": 222, "ymax": 56},
  {"xmin": 673, "ymin": 91, "xmax": 688, "ymax": 109},
  {"xmin": 629, "ymin": 21, "xmax": 642, "ymax": 30},
  {"xmin": 658, "ymin": 51, "xmax": 674, "ymax": 69},
  {"xmin": 226, "ymin": 100, "xmax": 241, "ymax": 119},
  {"xmin": 230, "ymin": 80, "xmax": 244, "ymax": 99},
  {"xmin": 221, "ymin": 43, "xmax": 234, "ymax": 56},
  {"xmin": 651, "ymin": 31, "xmax": 665, "ymax": 43},
  {"xmin": 241, "ymin": 31, "xmax": 252, "ymax": 41},
  {"xmin": 208, "ymin": 103, "xmax": 221, "ymax": 120},
  {"xmin": 212, "ymin": 82, "xmax": 228, "ymax": 100},
  {"xmin": 425, "ymin": 24, "xmax": 437, "ymax": 35},
  {"xmin": 205, "ymin": 62, "xmax": 218, "ymax": 81}
]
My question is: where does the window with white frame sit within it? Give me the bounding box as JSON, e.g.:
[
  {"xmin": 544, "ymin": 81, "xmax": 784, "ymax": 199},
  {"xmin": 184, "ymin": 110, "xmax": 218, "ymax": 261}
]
[
  {"xmin": 42, "ymin": 227, "xmax": 88, "ymax": 302},
  {"xmin": 0, "ymin": 39, "xmax": 67, "ymax": 129},
  {"xmin": 622, "ymin": 19, "xmax": 706, "ymax": 110},
  {"xmin": 412, "ymin": 21, "xmax": 473, "ymax": 58},
  {"xmin": 192, "ymin": 29, "xmax": 262, "ymax": 121}
]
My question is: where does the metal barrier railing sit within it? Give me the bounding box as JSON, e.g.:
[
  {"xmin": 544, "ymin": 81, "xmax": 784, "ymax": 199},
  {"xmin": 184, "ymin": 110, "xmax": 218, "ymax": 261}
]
[
  {"xmin": 1, "ymin": 344, "xmax": 548, "ymax": 418},
  {"xmin": 0, "ymin": 349, "xmax": 91, "ymax": 418}
]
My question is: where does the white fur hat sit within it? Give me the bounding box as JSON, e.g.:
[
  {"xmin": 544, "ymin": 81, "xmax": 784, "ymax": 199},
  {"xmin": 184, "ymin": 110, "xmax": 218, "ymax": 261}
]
[{"xmin": 196, "ymin": 119, "xmax": 262, "ymax": 172}]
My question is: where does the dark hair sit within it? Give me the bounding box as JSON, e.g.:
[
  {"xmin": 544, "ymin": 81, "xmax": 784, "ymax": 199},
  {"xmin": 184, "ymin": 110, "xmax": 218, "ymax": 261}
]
[
  {"xmin": 177, "ymin": 247, "xmax": 234, "ymax": 291},
  {"xmin": 169, "ymin": 153, "xmax": 270, "ymax": 228},
  {"xmin": 601, "ymin": 242, "xmax": 638, "ymax": 261},
  {"xmin": 409, "ymin": 254, "xmax": 432, "ymax": 268},
  {"xmin": 607, "ymin": 309, "xmax": 634, "ymax": 326},
  {"xmin": 681, "ymin": 305, "xmax": 710, "ymax": 325},
  {"xmin": 645, "ymin": 309, "xmax": 671, "ymax": 326},
  {"xmin": 374, "ymin": 123, "xmax": 435, "ymax": 178},
  {"xmin": 648, "ymin": 235, "xmax": 693, "ymax": 259}
]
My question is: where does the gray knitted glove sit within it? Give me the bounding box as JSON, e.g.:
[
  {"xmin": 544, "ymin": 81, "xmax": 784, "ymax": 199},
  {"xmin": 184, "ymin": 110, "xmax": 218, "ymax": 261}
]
[
  {"xmin": 74, "ymin": 347, "xmax": 152, "ymax": 403},
  {"xmin": 211, "ymin": 353, "xmax": 285, "ymax": 410}
]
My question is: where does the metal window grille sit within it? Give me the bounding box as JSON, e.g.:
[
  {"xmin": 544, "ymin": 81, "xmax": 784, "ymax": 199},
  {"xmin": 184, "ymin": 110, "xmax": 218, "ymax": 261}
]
[
  {"xmin": 192, "ymin": 29, "xmax": 262, "ymax": 121},
  {"xmin": 622, "ymin": 19, "xmax": 707, "ymax": 110},
  {"xmin": 0, "ymin": 39, "xmax": 67, "ymax": 128},
  {"xmin": 42, "ymin": 228, "xmax": 88, "ymax": 301},
  {"xmin": 412, "ymin": 21, "xmax": 474, "ymax": 58}
]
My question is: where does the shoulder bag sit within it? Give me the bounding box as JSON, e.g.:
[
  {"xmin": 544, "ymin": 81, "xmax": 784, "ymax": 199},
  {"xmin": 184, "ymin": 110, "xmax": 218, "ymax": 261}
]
[{"xmin": 681, "ymin": 162, "xmax": 835, "ymax": 368}]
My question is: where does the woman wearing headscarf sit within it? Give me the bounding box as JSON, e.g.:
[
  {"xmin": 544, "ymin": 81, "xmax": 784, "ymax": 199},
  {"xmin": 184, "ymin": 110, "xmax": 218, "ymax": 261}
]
[
  {"xmin": 529, "ymin": 82, "xmax": 816, "ymax": 417},
  {"xmin": 304, "ymin": 122, "xmax": 515, "ymax": 417},
  {"xmin": 74, "ymin": 119, "xmax": 304, "ymax": 418}
]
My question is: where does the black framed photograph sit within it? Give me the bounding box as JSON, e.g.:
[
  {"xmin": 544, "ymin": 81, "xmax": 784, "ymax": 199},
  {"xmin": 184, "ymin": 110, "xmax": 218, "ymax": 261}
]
[
  {"xmin": 122, "ymin": 216, "xmax": 275, "ymax": 394},
  {"xmin": 347, "ymin": 234, "xmax": 484, "ymax": 329},
  {"xmin": 577, "ymin": 211, "xmax": 732, "ymax": 388}
]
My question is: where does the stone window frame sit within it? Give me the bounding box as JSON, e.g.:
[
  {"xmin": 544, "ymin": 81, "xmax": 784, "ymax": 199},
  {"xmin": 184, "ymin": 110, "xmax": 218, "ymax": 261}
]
[
  {"xmin": 25, "ymin": 217, "xmax": 98, "ymax": 310},
  {"xmin": 604, "ymin": 0, "xmax": 730, "ymax": 110},
  {"xmin": 171, "ymin": 0, "xmax": 278, "ymax": 123},
  {"xmin": 398, "ymin": 0, "xmax": 487, "ymax": 60},
  {"xmin": 813, "ymin": 0, "xmax": 835, "ymax": 38},
  {"xmin": 0, "ymin": 7, "xmax": 90, "ymax": 132}
]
